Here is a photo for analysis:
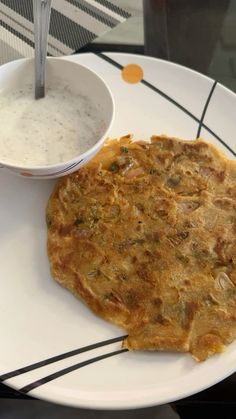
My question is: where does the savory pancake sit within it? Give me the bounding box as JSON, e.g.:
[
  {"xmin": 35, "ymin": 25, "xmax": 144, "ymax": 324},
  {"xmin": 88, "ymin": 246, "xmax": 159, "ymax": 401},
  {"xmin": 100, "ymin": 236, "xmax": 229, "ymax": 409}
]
[{"xmin": 47, "ymin": 135, "xmax": 236, "ymax": 361}]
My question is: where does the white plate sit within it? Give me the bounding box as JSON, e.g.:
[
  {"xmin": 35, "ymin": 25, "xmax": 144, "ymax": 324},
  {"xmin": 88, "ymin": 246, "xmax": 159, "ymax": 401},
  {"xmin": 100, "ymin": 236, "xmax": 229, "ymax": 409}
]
[{"xmin": 0, "ymin": 53, "xmax": 235, "ymax": 410}]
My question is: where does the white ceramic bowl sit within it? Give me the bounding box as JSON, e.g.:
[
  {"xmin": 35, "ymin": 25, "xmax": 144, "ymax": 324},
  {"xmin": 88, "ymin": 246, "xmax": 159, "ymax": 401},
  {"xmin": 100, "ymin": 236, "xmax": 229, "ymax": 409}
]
[{"xmin": 0, "ymin": 57, "xmax": 114, "ymax": 179}]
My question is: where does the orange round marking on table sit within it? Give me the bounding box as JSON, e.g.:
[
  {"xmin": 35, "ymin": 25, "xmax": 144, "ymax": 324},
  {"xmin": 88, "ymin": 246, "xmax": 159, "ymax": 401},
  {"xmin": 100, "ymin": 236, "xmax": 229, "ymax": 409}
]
[
  {"xmin": 121, "ymin": 64, "xmax": 143, "ymax": 84},
  {"xmin": 20, "ymin": 172, "xmax": 33, "ymax": 177}
]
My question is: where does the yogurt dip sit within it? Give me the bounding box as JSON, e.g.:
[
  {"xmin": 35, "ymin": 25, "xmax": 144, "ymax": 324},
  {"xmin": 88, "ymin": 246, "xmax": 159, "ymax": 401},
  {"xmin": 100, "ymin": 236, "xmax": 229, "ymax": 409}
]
[{"xmin": 0, "ymin": 85, "xmax": 103, "ymax": 167}]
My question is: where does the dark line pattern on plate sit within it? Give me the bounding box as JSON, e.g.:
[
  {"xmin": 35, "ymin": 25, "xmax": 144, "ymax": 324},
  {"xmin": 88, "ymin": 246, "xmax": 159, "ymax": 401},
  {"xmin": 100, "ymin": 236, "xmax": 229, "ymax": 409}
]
[
  {"xmin": 196, "ymin": 81, "xmax": 217, "ymax": 139},
  {"xmin": 95, "ymin": 52, "xmax": 123, "ymax": 69},
  {"xmin": 141, "ymin": 78, "xmax": 199, "ymax": 123},
  {"xmin": 95, "ymin": 53, "xmax": 198, "ymax": 121},
  {"xmin": 20, "ymin": 349, "xmax": 128, "ymax": 393},
  {"xmin": 202, "ymin": 123, "xmax": 236, "ymax": 157},
  {"xmin": 0, "ymin": 335, "xmax": 127, "ymax": 381},
  {"xmin": 95, "ymin": 53, "xmax": 236, "ymax": 157}
]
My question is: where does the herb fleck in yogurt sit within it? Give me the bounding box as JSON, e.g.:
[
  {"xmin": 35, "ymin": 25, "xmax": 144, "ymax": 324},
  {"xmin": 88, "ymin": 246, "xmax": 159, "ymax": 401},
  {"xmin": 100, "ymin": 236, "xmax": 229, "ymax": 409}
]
[{"xmin": 0, "ymin": 85, "xmax": 103, "ymax": 166}]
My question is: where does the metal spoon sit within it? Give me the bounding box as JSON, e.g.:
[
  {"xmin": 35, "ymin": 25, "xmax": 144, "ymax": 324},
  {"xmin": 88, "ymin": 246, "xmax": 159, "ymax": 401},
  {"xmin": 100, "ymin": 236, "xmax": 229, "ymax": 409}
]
[{"xmin": 33, "ymin": 0, "xmax": 52, "ymax": 100}]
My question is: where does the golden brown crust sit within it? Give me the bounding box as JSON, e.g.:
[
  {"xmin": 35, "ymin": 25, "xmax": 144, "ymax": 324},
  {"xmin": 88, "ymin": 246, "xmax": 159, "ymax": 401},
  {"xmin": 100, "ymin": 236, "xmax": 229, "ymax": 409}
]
[{"xmin": 47, "ymin": 135, "xmax": 236, "ymax": 361}]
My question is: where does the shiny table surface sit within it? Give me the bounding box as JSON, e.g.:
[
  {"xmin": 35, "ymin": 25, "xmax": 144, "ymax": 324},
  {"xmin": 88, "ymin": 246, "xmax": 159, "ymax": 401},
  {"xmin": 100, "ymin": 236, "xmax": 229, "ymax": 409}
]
[{"xmin": 143, "ymin": 0, "xmax": 236, "ymax": 93}]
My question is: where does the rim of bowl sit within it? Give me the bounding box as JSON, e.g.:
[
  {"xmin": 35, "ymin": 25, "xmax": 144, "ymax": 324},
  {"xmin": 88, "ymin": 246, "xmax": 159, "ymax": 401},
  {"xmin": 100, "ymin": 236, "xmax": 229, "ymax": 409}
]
[{"xmin": 0, "ymin": 56, "xmax": 115, "ymax": 171}]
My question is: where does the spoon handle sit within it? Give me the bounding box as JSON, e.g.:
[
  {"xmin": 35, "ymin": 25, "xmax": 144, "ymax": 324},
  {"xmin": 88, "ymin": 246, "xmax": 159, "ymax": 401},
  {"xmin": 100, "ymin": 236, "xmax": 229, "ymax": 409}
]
[{"xmin": 33, "ymin": 0, "xmax": 52, "ymax": 99}]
